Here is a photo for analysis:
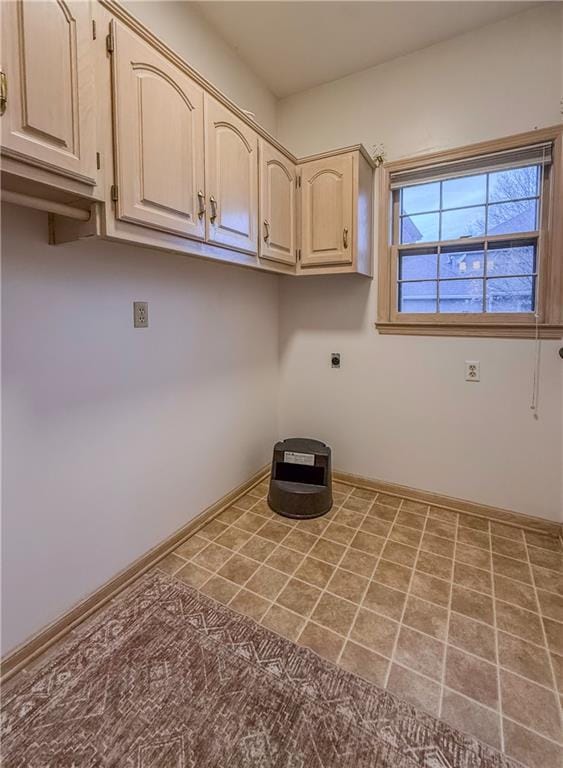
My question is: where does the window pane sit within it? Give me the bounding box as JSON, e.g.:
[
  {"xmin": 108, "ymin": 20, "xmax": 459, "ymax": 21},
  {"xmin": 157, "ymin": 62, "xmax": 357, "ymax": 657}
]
[
  {"xmin": 487, "ymin": 245, "xmax": 535, "ymax": 276},
  {"xmin": 399, "ymin": 280, "xmax": 437, "ymax": 313},
  {"xmin": 399, "ymin": 252, "xmax": 437, "ymax": 280},
  {"xmin": 400, "ymin": 212, "xmax": 439, "ymax": 244},
  {"xmin": 442, "ymin": 174, "xmax": 486, "ymax": 209},
  {"xmin": 401, "ymin": 182, "xmax": 440, "ymax": 215},
  {"xmin": 440, "ymin": 249, "xmax": 484, "ymax": 278},
  {"xmin": 488, "ymin": 165, "xmax": 539, "ymax": 203},
  {"xmin": 439, "ymin": 279, "xmax": 483, "ymax": 313},
  {"xmin": 487, "ymin": 199, "xmax": 537, "ymax": 235},
  {"xmin": 486, "ymin": 277, "xmax": 534, "ymax": 312},
  {"xmin": 441, "ymin": 207, "xmax": 485, "ymax": 240}
]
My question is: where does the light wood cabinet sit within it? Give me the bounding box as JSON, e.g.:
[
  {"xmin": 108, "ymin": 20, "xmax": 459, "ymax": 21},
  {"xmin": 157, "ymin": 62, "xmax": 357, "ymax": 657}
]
[
  {"xmin": 110, "ymin": 21, "xmax": 205, "ymax": 240},
  {"xmin": 299, "ymin": 153, "xmax": 354, "ymax": 267},
  {"xmin": 205, "ymin": 96, "xmax": 258, "ymax": 255},
  {"xmin": 0, "ymin": 0, "xmax": 96, "ymax": 185},
  {"xmin": 259, "ymin": 141, "xmax": 297, "ymax": 265},
  {"xmin": 298, "ymin": 150, "xmax": 373, "ymax": 275}
]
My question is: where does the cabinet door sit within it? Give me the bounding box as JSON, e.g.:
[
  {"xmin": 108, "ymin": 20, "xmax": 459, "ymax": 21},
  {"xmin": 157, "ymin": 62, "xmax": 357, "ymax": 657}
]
[
  {"xmin": 111, "ymin": 22, "xmax": 205, "ymax": 240},
  {"xmin": 205, "ymin": 96, "xmax": 258, "ymax": 254},
  {"xmin": 0, "ymin": 0, "xmax": 96, "ymax": 184},
  {"xmin": 300, "ymin": 154, "xmax": 354, "ymax": 266},
  {"xmin": 260, "ymin": 141, "xmax": 296, "ymax": 265}
]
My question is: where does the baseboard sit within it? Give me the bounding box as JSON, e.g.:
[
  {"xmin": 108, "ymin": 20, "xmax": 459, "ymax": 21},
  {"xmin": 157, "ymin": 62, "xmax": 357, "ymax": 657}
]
[
  {"xmin": 0, "ymin": 465, "xmax": 269, "ymax": 682},
  {"xmin": 334, "ymin": 469, "xmax": 561, "ymax": 538}
]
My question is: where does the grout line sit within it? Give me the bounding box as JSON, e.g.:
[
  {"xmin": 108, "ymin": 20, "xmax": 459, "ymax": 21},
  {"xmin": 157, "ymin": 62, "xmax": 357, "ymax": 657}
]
[
  {"xmin": 383, "ymin": 502, "xmax": 431, "ymax": 689},
  {"xmin": 334, "ymin": 498, "xmax": 407, "ymax": 667},
  {"xmin": 489, "ymin": 518, "xmax": 505, "ymax": 752},
  {"xmin": 291, "ymin": 485, "xmax": 373, "ymax": 641},
  {"xmin": 438, "ymin": 502, "xmax": 459, "ymax": 719},
  {"xmin": 524, "ymin": 533, "xmax": 563, "ymax": 727}
]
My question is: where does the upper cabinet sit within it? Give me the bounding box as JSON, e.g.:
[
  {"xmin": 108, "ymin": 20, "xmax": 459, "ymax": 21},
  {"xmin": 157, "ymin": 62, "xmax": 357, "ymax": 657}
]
[
  {"xmin": 110, "ymin": 21, "xmax": 205, "ymax": 240},
  {"xmin": 300, "ymin": 153, "xmax": 353, "ymax": 267},
  {"xmin": 205, "ymin": 96, "xmax": 258, "ymax": 255},
  {"xmin": 298, "ymin": 150, "xmax": 373, "ymax": 275},
  {"xmin": 259, "ymin": 141, "xmax": 297, "ymax": 266},
  {"xmin": 7, "ymin": 1, "xmax": 373, "ymax": 277},
  {"xmin": 0, "ymin": 0, "xmax": 96, "ymax": 186}
]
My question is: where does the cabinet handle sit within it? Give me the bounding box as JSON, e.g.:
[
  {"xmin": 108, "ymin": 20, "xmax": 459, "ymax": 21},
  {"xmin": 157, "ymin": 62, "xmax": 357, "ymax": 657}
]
[
  {"xmin": 343, "ymin": 227, "xmax": 349, "ymax": 249},
  {"xmin": 0, "ymin": 71, "xmax": 7, "ymax": 116},
  {"xmin": 209, "ymin": 195, "xmax": 217, "ymax": 223},
  {"xmin": 197, "ymin": 190, "xmax": 205, "ymax": 219},
  {"xmin": 263, "ymin": 219, "xmax": 270, "ymax": 242}
]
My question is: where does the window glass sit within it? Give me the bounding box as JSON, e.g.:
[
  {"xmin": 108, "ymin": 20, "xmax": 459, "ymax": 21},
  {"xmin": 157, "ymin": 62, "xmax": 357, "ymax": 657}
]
[
  {"xmin": 487, "ymin": 245, "xmax": 535, "ymax": 276},
  {"xmin": 399, "ymin": 281, "xmax": 437, "ymax": 313},
  {"xmin": 488, "ymin": 165, "xmax": 539, "ymax": 203},
  {"xmin": 440, "ymin": 250, "xmax": 484, "ymax": 278},
  {"xmin": 401, "ymin": 182, "xmax": 440, "ymax": 215},
  {"xmin": 442, "ymin": 174, "xmax": 486, "ymax": 209},
  {"xmin": 439, "ymin": 279, "xmax": 484, "ymax": 313},
  {"xmin": 486, "ymin": 277, "xmax": 534, "ymax": 312},
  {"xmin": 400, "ymin": 212, "xmax": 439, "ymax": 244},
  {"xmin": 399, "ymin": 252, "xmax": 437, "ymax": 280}
]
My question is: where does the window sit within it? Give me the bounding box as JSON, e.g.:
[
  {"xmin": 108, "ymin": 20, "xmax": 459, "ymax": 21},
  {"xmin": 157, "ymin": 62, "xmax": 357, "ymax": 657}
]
[{"xmin": 377, "ymin": 128, "xmax": 563, "ymax": 338}]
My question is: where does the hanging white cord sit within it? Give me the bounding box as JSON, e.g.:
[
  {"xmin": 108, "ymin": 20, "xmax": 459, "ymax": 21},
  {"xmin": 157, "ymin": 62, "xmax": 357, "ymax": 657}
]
[{"xmin": 530, "ymin": 147, "xmax": 546, "ymax": 419}]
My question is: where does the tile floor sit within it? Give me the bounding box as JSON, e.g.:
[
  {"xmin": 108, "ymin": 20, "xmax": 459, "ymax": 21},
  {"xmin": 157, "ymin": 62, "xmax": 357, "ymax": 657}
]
[{"xmin": 158, "ymin": 478, "xmax": 563, "ymax": 768}]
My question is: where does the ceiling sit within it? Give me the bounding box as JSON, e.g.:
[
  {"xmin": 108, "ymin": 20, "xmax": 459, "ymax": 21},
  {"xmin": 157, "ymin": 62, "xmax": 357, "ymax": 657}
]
[{"xmin": 195, "ymin": 1, "xmax": 538, "ymax": 98}]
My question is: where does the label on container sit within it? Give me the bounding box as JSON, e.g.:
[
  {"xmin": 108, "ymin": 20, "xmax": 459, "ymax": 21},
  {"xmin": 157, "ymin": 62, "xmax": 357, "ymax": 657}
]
[{"xmin": 284, "ymin": 451, "xmax": 315, "ymax": 466}]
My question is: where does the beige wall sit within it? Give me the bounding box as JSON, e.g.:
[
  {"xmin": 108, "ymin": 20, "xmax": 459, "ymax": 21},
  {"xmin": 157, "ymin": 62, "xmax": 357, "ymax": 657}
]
[
  {"xmin": 277, "ymin": 4, "xmax": 563, "ymax": 522},
  {"xmin": 1, "ymin": 205, "xmax": 280, "ymax": 653},
  {"xmin": 123, "ymin": 1, "xmax": 277, "ymax": 133},
  {"xmin": 1, "ymin": 2, "xmax": 279, "ymax": 655}
]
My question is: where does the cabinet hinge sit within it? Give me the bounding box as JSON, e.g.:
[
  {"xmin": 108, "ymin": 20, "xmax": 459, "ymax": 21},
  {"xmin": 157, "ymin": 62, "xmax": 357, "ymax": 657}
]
[
  {"xmin": 96, "ymin": 152, "xmax": 101, "ymax": 170},
  {"xmin": 92, "ymin": 19, "xmax": 97, "ymax": 40},
  {"xmin": 297, "ymin": 175, "xmax": 301, "ymax": 188},
  {"xmin": 110, "ymin": 184, "xmax": 118, "ymax": 202},
  {"xmin": 297, "ymin": 249, "xmax": 301, "ymax": 261},
  {"xmin": 106, "ymin": 26, "xmax": 114, "ymax": 54}
]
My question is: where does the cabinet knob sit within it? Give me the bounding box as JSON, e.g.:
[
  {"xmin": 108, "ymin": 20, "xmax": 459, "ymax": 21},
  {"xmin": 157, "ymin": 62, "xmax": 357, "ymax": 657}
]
[
  {"xmin": 0, "ymin": 71, "xmax": 7, "ymax": 116},
  {"xmin": 209, "ymin": 195, "xmax": 217, "ymax": 223},
  {"xmin": 263, "ymin": 219, "xmax": 270, "ymax": 242},
  {"xmin": 343, "ymin": 227, "xmax": 349, "ymax": 249}
]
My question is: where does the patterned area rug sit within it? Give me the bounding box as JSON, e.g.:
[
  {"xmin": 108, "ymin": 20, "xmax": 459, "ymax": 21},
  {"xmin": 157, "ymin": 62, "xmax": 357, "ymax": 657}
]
[{"xmin": 2, "ymin": 571, "xmax": 519, "ymax": 767}]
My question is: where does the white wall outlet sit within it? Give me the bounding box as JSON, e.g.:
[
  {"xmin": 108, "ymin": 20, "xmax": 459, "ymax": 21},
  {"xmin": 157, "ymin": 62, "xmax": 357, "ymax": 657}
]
[
  {"xmin": 465, "ymin": 360, "xmax": 480, "ymax": 382},
  {"xmin": 133, "ymin": 301, "xmax": 148, "ymax": 328}
]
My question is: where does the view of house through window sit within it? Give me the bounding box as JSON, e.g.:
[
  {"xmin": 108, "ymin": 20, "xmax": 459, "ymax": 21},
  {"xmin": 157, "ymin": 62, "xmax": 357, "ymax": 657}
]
[{"xmin": 396, "ymin": 164, "xmax": 542, "ymax": 314}]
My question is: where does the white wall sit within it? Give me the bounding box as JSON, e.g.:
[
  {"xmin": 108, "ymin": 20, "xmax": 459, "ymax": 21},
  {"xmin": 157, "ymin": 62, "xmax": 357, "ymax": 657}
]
[
  {"xmin": 1, "ymin": 0, "xmax": 280, "ymax": 656},
  {"xmin": 123, "ymin": 1, "xmax": 277, "ymax": 133},
  {"xmin": 277, "ymin": 4, "xmax": 563, "ymax": 522},
  {"xmin": 1, "ymin": 205, "xmax": 279, "ymax": 653}
]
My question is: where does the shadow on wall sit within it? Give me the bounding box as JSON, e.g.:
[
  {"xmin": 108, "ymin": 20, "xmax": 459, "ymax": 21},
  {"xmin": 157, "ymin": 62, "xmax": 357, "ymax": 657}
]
[{"xmin": 279, "ymin": 274, "xmax": 372, "ymax": 357}]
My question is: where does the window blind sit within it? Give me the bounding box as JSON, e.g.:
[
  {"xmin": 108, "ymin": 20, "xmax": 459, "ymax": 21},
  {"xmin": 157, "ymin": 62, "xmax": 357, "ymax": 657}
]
[{"xmin": 389, "ymin": 142, "xmax": 553, "ymax": 190}]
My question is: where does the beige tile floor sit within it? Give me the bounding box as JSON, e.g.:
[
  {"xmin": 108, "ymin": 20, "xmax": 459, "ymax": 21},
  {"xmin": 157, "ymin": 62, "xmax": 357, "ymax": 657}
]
[{"xmin": 158, "ymin": 478, "xmax": 563, "ymax": 768}]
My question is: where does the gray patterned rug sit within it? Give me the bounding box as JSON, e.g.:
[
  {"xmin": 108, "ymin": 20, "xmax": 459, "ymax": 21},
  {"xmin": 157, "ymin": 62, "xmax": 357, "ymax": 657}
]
[{"xmin": 1, "ymin": 571, "xmax": 519, "ymax": 767}]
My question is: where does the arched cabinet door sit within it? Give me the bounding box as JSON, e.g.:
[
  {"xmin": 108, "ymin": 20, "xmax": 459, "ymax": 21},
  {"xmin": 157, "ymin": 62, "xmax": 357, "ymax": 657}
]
[
  {"xmin": 111, "ymin": 21, "xmax": 205, "ymax": 240},
  {"xmin": 260, "ymin": 141, "xmax": 296, "ymax": 265},
  {"xmin": 205, "ymin": 96, "xmax": 258, "ymax": 254},
  {"xmin": 0, "ymin": 0, "xmax": 96, "ymax": 184},
  {"xmin": 300, "ymin": 154, "xmax": 354, "ymax": 266}
]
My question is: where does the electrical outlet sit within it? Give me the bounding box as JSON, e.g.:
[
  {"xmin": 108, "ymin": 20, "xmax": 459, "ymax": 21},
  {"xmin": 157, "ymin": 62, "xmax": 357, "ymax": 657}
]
[
  {"xmin": 133, "ymin": 301, "xmax": 148, "ymax": 328},
  {"xmin": 465, "ymin": 360, "xmax": 480, "ymax": 382},
  {"xmin": 331, "ymin": 353, "xmax": 341, "ymax": 368}
]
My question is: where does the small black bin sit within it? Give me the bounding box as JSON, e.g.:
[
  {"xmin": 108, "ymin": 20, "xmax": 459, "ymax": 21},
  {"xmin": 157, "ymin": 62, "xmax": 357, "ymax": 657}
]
[{"xmin": 268, "ymin": 438, "xmax": 332, "ymax": 519}]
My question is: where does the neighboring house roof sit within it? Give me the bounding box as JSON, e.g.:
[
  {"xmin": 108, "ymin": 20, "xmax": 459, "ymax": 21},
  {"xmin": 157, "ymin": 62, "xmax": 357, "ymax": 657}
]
[
  {"xmin": 401, "ymin": 215, "xmax": 423, "ymax": 242},
  {"xmin": 487, "ymin": 209, "xmax": 534, "ymax": 236}
]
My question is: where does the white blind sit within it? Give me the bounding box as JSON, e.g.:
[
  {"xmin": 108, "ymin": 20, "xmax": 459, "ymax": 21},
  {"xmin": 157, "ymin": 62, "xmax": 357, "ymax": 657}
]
[{"xmin": 389, "ymin": 142, "xmax": 553, "ymax": 190}]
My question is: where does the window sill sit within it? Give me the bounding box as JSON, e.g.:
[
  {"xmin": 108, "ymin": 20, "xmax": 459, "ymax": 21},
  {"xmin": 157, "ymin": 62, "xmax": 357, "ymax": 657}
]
[{"xmin": 375, "ymin": 322, "xmax": 563, "ymax": 339}]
